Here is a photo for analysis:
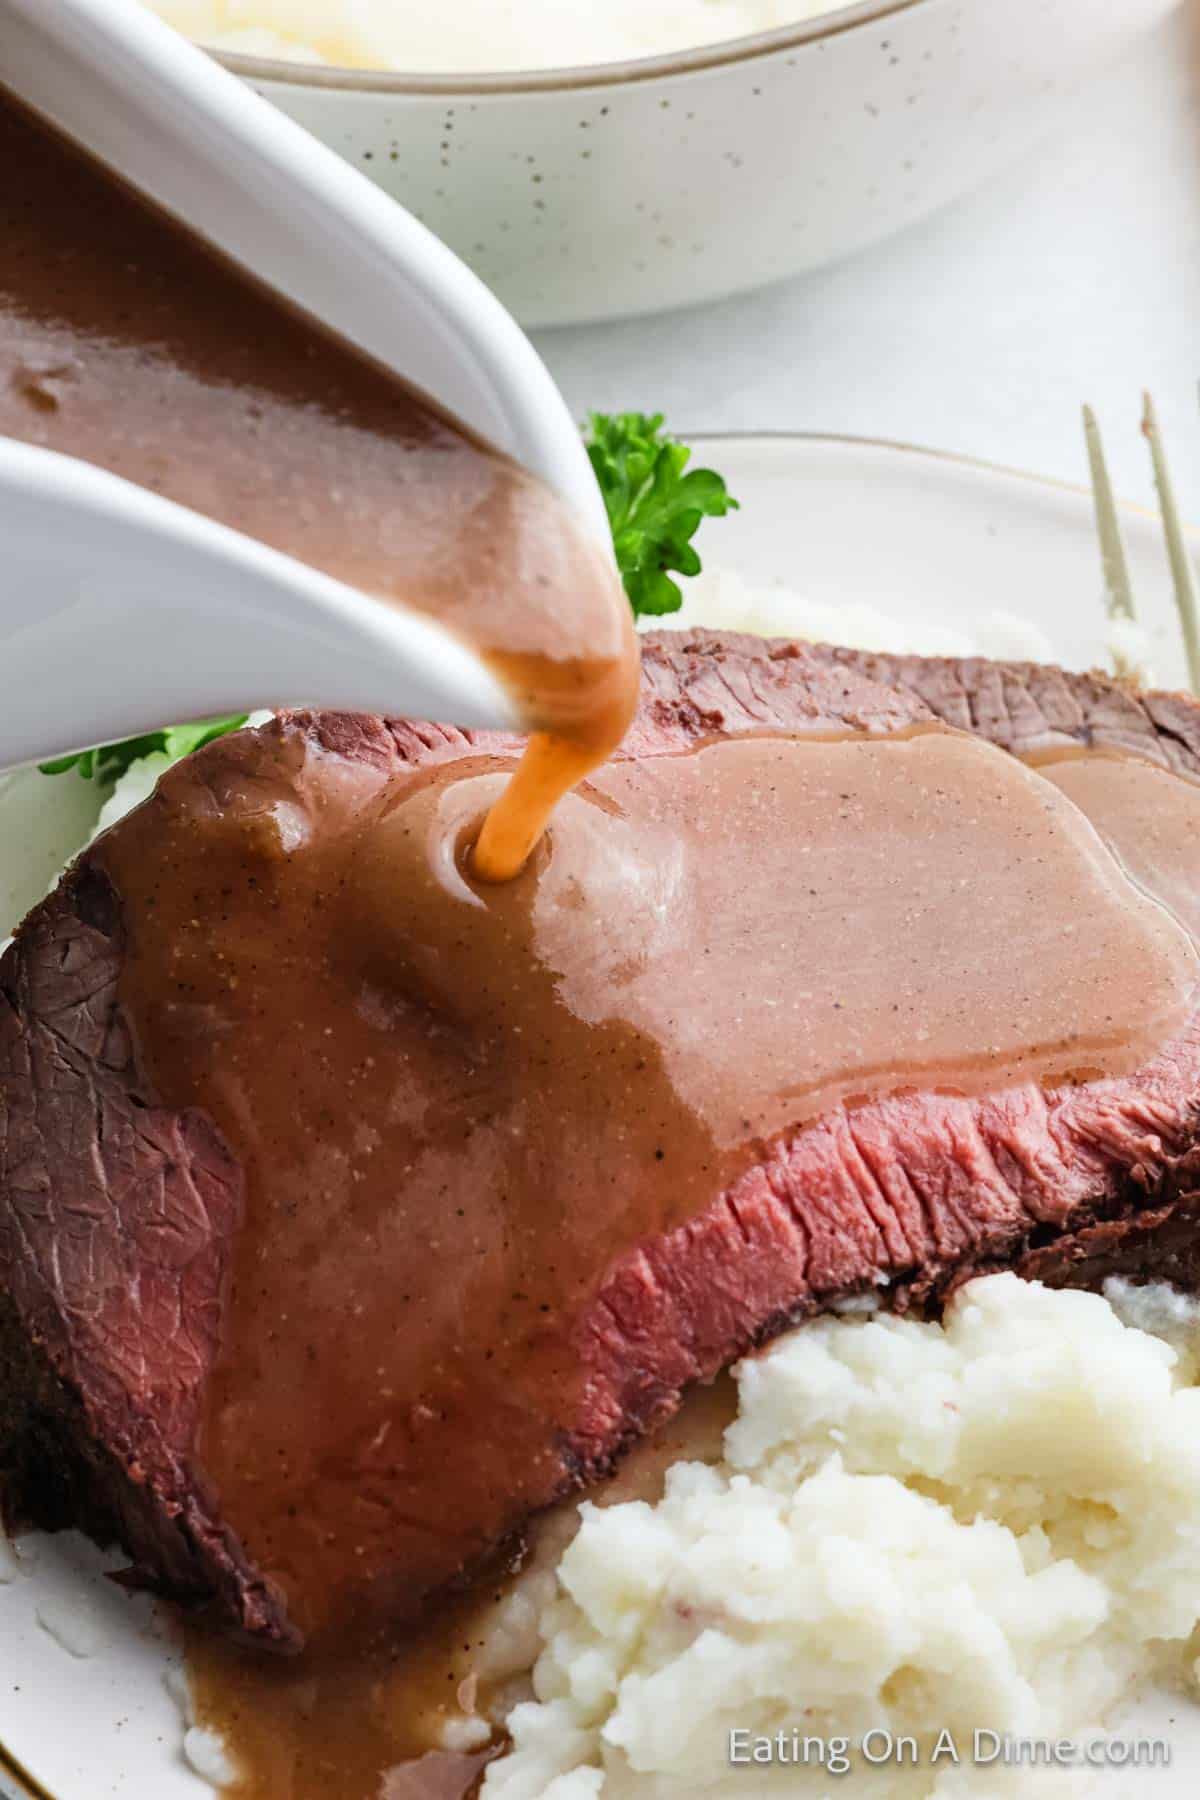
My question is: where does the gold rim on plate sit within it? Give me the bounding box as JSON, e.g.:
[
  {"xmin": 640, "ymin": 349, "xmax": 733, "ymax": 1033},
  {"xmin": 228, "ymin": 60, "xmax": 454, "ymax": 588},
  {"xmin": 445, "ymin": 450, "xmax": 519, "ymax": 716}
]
[{"xmin": 0, "ymin": 1742, "xmax": 53, "ymax": 1800}]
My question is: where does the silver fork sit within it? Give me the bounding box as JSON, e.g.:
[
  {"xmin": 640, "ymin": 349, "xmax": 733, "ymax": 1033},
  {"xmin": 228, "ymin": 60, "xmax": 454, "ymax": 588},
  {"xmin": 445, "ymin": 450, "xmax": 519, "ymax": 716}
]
[{"xmin": 1083, "ymin": 395, "xmax": 1200, "ymax": 690}]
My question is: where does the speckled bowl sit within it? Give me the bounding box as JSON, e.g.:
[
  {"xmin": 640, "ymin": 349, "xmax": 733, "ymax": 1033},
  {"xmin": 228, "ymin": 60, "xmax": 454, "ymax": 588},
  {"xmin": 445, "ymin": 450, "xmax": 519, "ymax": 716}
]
[{"xmin": 200, "ymin": 0, "xmax": 1176, "ymax": 326}]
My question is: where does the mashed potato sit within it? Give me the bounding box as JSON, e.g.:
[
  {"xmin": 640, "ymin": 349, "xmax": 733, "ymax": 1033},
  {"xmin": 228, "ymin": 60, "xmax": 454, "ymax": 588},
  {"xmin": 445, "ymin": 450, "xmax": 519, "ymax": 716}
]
[
  {"xmin": 481, "ymin": 1275, "xmax": 1200, "ymax": 1797},
  {"xmin": 664, "ymin": 564, "xmax": 1062, "ymax": 661},
  {"xmin": 144, "ymin": 0, "xmax": 845, "ymax": 76}
]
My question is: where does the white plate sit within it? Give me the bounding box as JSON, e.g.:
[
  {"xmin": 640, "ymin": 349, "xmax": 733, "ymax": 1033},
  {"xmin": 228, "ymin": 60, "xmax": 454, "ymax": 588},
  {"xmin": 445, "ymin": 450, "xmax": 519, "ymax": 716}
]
[{"xmin": 2, "ymin": 432, "xmax": 1200, "ymax": 1800}]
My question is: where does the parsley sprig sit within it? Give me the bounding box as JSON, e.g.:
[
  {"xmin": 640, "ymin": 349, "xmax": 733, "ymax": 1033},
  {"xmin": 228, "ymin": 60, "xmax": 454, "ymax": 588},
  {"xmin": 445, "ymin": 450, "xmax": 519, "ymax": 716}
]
[
  {"xmin": 585, "ymin": 411, "xmax": 738, "ymax": 617},
  {"xmin": 39, "ymin": 716, "xmax": 248, "ymax": 783},
  {"xmin": 40, "ymin": 413, "xmax": 735, "ymax": 781}
]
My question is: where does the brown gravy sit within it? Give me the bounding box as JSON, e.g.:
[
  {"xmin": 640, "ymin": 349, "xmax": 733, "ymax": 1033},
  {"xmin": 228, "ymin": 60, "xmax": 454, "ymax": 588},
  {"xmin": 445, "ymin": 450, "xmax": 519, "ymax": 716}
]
[
  {"xmin": 0, "ymin": 90, "xmax": 637, "ymax": 878},
  {"xmin": 183, "ymin": 1376, "xmax": 739, "ymax": 1800},
  {"xmin": 91, "ymin": 722, "xmax": 1199, "ymax": 1795},
  {"xmin": 1029, "ymin": 748, "xmax": 1200, "ymax": 943}
]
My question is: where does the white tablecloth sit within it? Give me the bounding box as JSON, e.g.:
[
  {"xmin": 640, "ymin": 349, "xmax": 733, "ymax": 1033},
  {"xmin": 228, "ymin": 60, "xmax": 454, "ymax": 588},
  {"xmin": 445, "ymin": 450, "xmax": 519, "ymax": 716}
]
[{"xmin": 536, "ymin": 3, "xmax": 1200, "ymax": 516}]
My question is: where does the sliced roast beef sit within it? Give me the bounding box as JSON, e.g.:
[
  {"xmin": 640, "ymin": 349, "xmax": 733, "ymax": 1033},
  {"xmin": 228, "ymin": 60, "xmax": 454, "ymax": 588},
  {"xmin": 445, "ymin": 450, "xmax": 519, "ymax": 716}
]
[
  {"xmin": 2, "ymin": 630, "xmax": 1200, "ymax": 1652},
  {"xmin": 805, "ymin": 639, "xmax": 1200, "ymax": 773}
]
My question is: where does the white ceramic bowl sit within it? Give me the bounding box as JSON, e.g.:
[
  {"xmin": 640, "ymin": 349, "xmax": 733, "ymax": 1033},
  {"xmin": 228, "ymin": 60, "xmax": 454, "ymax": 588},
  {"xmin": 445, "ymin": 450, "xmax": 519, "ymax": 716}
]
[{"xmin": 217, "ymin": 0, "xmax": 1179, "ymax": 327}]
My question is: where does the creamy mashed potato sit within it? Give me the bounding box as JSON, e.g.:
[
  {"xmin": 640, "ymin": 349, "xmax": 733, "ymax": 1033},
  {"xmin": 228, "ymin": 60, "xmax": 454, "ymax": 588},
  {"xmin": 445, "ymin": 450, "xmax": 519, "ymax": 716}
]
[
  {"xmin": 145, "ymin": 0, "xmax": 842, "ymax": 75},
  {"xmin": 481, "ymin": 1276, "xmax": 1200, "ymax": 1797},
  {"xmin": 666, "ymin": 564, "xmax": 1062, "ymax": 661}
]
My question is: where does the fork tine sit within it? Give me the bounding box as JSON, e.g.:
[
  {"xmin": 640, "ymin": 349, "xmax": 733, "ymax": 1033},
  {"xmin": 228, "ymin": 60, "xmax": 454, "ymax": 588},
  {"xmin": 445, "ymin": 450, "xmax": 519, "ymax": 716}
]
[
  {"xmin": 1142, "ymin": 391, "xmax": 1200, "ymax": 694},
  {"xmin": 1083, "ymin": 405, "xmax": 1137, "ymax": 626}
]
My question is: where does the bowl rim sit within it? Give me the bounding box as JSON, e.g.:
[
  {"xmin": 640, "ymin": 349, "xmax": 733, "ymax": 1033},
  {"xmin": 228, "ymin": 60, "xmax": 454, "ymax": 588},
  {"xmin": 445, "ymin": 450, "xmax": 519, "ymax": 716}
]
[{"xmin": 213, "ymin": 0, "xmax": 925, "ymax": 98}]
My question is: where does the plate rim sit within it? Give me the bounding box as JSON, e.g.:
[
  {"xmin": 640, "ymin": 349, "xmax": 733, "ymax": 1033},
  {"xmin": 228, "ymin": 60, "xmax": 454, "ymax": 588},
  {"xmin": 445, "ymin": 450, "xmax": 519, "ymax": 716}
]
[
  {"xmin": 0, "ymin": 1742, "xmax": 53, "ymax": 1800},
  {"xmin": 683, "ymin": 427, "xmax": 1196, "ymax": 534}
]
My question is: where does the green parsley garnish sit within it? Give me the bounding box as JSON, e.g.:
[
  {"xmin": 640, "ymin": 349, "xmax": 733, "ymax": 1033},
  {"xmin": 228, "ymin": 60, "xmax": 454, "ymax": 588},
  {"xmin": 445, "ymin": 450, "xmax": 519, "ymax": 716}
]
[
  {"xmin": 39, "ymin": 716, "xmax": 248, "ymax": 782},
  {"xmin": 40, "ymin": 414, "xmax": 735, "ymax": 781},
  {"xmin": 585, "ymin": 411, "xmax": 738, "ymax": 617}
]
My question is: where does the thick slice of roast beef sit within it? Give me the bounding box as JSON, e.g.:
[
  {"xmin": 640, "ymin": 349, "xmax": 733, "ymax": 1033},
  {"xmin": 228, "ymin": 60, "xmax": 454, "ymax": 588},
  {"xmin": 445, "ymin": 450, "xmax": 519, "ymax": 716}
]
[
  {"xmin": 805, "ymin": 640, "xmax": 1200, "ymax": 772},
  {"xmin": 3, "ymin": 630, "xmax": 1200, "ymax": 1651}
]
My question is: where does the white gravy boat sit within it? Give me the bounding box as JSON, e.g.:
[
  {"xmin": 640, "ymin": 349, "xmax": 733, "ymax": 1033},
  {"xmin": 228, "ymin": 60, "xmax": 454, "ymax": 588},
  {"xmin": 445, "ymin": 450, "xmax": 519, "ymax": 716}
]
[{"xmin": 0, "ymin": 0, "xmax": 609, "ymax": 769}]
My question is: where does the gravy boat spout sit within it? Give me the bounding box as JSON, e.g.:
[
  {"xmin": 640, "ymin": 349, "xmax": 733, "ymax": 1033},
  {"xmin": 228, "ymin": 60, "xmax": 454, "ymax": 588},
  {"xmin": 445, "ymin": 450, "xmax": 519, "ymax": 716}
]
[
  {"xmin": 1, "ymin": 0, "xmax": 605, "ymax": 538},
  {"xmin": 0, "ymin": 440, "xmax": 519, "ymax": 772},
  {"xmin": 0, "ymin": 0, "xmax": 611, "ymax": 769}
]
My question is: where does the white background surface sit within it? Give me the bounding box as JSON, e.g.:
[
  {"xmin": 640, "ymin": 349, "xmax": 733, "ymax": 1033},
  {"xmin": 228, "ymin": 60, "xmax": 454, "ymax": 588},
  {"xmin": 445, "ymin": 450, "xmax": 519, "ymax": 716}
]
[{"xmin": 536, "ymin": 0, "xmax": 1200, "ymax": 515}]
